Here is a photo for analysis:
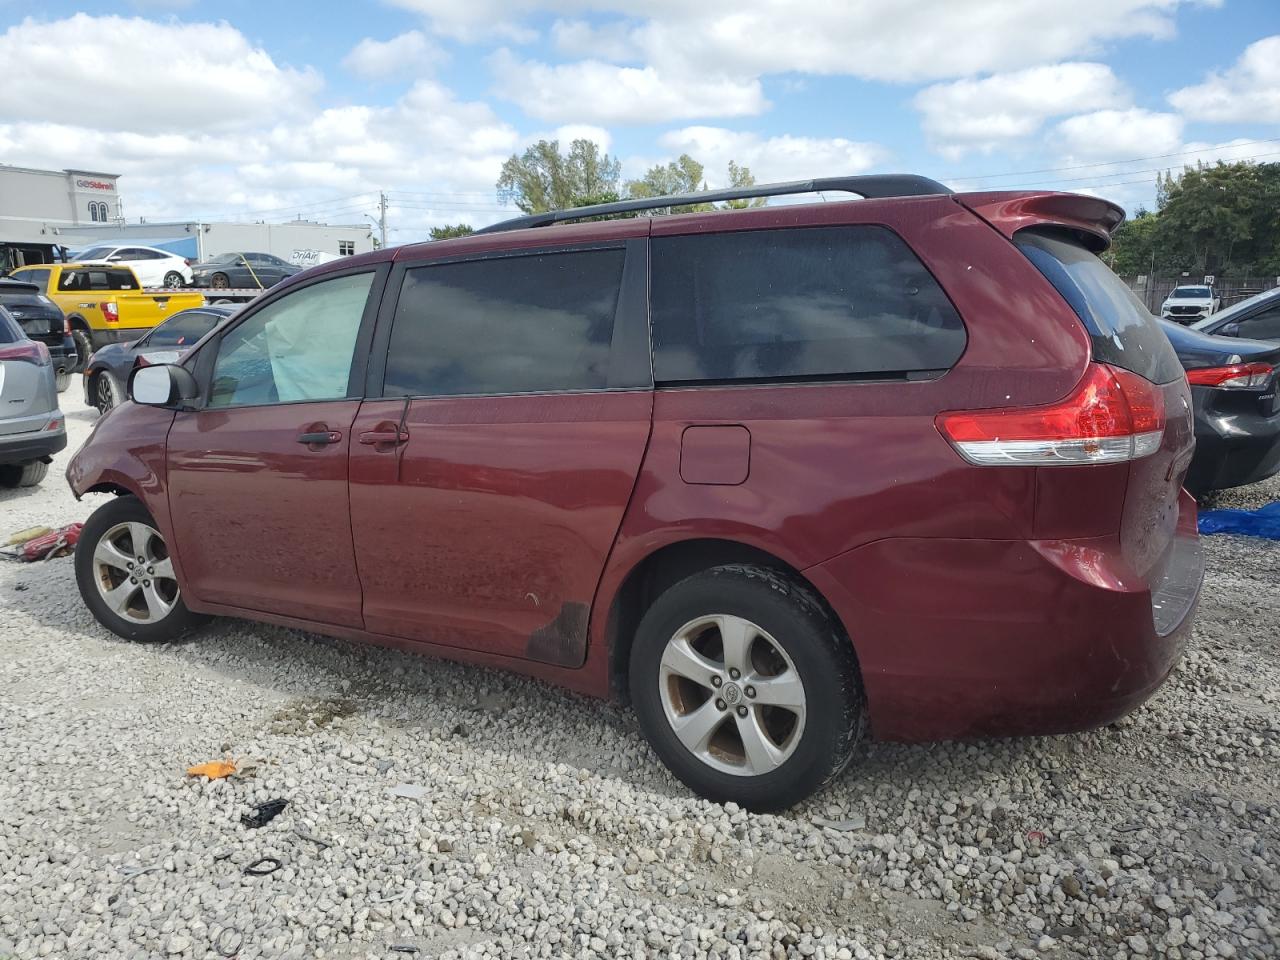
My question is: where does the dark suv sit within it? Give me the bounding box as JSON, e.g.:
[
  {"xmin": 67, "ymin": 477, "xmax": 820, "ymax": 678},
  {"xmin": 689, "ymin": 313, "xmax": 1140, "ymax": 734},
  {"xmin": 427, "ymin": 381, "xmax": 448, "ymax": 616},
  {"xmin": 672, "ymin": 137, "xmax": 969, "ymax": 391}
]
[
  {"xmin": 68, "ymin": 176, "xmax": 1203, "ymax": 811},
  {"xmin": 0, "ymin": 278, "xmax": 75, "ymax": 390}
]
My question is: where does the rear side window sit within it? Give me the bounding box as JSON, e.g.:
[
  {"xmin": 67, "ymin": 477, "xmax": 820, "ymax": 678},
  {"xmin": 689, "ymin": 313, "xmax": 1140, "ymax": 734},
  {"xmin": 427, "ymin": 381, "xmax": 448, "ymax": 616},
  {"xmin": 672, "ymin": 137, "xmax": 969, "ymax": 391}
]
[
  {"xmin": 384, "ymin": 249, "xmax": 625, "ymax": 397},
  {"xmin": 58, "ymin": 268, "xmax": 138, "ymax": 292},
  {"xmin": 145, "ymin": 311, "xmax": 224, "ymax": 347},
  {"xmin": 0, "ymin": 308, "xmax": 20, "ymax": 344},
  {"xmin": 1016, "ymin": 229, "xmax": 1183, "ymax": 384},
  {"xmin": 650, "ymin": 225, "xmax": 966, "ymax": 383}
]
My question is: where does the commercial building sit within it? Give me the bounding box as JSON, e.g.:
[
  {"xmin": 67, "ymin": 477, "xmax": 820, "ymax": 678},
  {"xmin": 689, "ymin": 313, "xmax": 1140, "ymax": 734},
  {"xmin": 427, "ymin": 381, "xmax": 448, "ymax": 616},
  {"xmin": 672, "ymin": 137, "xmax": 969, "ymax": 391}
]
[
  {"xmin": 0, "ymin": 165, "xmax": 122, "ymax": 271},
  {"xmin": 1, "ymin": 163, "xmax": 375, "ymax": 273}
]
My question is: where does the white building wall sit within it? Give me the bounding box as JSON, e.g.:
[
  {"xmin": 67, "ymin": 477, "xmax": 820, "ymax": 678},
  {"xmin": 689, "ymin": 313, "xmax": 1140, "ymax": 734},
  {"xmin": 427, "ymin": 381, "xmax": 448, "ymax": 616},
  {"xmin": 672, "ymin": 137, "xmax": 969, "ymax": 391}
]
[{"xmin": 60, "ymin": 220, "xmax": 376, "ymax": 263}]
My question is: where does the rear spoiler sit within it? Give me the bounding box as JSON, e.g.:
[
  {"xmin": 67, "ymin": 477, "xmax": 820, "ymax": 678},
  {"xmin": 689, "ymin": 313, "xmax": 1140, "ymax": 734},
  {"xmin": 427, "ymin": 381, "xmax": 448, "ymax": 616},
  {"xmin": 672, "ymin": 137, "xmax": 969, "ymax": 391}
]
[
  {"xmin": 0, "ymin": 279, "xmax": 41, "ymax": 294},
  {"xmin": 955, "ymin": 191, "xmax": 1126, "ymax": 252}
]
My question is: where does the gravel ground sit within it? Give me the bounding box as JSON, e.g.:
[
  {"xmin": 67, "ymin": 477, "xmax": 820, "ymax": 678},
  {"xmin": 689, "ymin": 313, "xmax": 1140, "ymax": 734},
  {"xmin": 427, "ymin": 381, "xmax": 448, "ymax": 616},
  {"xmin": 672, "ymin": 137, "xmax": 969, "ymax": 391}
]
[{"xmin": 1, "ymin": 391, "xmax": 1277, "ymax": 960}]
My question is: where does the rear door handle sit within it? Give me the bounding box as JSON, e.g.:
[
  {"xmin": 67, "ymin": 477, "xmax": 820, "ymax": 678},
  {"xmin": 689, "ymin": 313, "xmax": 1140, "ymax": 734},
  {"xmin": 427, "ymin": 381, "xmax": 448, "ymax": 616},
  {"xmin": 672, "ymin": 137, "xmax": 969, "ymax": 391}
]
[
  {"xmin": 297, "ymin": 430, "xmax": 342, "ymax": 445},
  {"xmin": 358, "ymin": 429, "xmax": 410, "ymax": 445}
]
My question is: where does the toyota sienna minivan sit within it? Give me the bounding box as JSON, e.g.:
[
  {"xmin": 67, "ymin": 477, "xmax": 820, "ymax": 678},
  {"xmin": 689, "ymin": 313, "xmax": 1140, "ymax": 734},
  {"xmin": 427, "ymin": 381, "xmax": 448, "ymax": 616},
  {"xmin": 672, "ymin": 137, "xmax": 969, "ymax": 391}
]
[{"xmin": 69, "ymin": 175, "xmax": 1203, "ymax": 811}]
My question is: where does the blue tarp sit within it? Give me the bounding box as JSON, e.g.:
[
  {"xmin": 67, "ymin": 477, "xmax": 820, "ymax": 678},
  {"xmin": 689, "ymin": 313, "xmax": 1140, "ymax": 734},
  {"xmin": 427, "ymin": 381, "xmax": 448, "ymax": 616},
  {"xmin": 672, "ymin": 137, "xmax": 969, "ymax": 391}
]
[{"xmin": 1198, "ymin": 501, "xmax": 1280, "ymax": 540}]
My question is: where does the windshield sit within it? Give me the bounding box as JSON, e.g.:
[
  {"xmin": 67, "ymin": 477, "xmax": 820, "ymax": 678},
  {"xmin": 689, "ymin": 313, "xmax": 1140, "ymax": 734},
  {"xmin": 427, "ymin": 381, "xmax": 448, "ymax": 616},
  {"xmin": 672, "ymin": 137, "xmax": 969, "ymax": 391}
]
[
  {"xmin": 76, "ymin": 246, "xmax": 115, "ymax": 261},
  {"xmin": 1193, "ymin": 289, "xmax": 1280, "ymax": 330},
  {"xmin": 1170, "ymin": 287, "xmax": 1210, "ymax": 298}
]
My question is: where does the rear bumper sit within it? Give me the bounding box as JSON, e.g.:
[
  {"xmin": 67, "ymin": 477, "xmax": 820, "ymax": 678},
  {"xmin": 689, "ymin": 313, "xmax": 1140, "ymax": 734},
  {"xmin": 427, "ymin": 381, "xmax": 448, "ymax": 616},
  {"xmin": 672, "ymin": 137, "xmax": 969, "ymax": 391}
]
[
  {"xmin": 1186, "ymin": 407, "xmax": 1280, "ymax": 493},
  {"xmin": 47, "ymin": 337, "xmax": 78, "ymax": 371},
  {"xmin": 804, "ymin": 493, "xmax": 1203, "ymax": 742},
  {"xmin": 0, "ymin": 426, "xmax": 67, "ymax": 465}
]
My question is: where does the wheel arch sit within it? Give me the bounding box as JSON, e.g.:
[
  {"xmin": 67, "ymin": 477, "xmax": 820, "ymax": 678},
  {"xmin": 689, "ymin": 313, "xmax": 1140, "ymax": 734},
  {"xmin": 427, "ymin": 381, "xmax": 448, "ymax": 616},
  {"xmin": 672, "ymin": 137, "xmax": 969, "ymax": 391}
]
[{"xmin": 602, "ymin": 536, "xmax": 858, "ymax": 701}]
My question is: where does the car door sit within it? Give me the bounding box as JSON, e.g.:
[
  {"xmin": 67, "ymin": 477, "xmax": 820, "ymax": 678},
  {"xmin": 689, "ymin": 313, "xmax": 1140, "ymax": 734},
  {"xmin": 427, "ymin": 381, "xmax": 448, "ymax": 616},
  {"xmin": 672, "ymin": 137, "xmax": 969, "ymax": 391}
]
[
  {"xmin": 114, "ymin": 248, "xmax": 159, "ymax": 287},
  {"xmin": 166, "ymin": 266, "xmax": 386, "ymax": 627},
  {"xmin": 349, "ymin": 238, "xmax": 653, "ymax": 665}
]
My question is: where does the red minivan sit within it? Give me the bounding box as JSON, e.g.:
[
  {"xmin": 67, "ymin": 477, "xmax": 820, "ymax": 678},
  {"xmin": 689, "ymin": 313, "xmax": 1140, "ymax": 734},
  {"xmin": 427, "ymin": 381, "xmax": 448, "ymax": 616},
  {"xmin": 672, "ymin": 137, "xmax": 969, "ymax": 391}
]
[{"xmin": 69, "ymin": 176, "xmax": 1203, "ymax": 811}]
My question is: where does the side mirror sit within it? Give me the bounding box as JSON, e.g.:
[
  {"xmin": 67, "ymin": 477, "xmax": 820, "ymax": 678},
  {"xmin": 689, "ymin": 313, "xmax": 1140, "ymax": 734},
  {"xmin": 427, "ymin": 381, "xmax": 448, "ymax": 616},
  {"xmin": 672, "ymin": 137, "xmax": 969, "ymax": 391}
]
[
  {"xmin": 1221, "ymin": 322, "xmax": 1241, "ymax": 338},
  {"xmin": 129, "ymin": 364, "xmax": 200, "ymax": 407}
]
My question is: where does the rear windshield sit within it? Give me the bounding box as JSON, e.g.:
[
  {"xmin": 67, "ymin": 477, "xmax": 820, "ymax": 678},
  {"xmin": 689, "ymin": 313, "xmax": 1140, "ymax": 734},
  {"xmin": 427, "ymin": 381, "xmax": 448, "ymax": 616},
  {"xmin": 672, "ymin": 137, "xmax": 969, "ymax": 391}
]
[
  {"xmin": 0, "ymin": 309, "xmax": 20, "ymax": 344},
  {"xmin": 57, "ymin": 268, "xmax": 139, "ymax": 292},
  {"xmin": 144, "ymin": 311, "xmax": 224, "ymax": 347},
  {"xmin": 1016, "ymin": 228, "xmax": 1183, "ymax": 385}
]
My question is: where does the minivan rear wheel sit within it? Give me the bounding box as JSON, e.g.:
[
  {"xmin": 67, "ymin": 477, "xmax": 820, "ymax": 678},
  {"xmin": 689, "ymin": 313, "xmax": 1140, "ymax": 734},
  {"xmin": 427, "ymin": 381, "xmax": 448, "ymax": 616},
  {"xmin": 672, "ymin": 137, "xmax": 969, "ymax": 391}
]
[
  {"xmin": 75, "ymin": 496, "xmax": 208, "ymax": 642},
  {"xmin": 630, "ymin": 564, "xmax": 865, "ymax": 811}
]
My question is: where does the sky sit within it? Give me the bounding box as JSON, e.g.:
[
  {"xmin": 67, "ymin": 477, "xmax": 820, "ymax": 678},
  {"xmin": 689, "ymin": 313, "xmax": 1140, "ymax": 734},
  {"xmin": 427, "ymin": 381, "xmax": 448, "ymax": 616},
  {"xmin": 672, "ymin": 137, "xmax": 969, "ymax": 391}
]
[{"xmin": 1, "ymin": 0, "xmax": 1278, "ymax": 242}]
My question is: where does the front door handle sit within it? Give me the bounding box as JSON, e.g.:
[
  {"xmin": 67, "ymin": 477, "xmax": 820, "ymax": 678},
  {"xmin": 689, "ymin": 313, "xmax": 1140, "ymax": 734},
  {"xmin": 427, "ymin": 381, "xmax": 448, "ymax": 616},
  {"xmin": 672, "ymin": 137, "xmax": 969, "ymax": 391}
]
[{"xmin": 297, "ymin": 430, "xmax": 342, "ymax": 445}]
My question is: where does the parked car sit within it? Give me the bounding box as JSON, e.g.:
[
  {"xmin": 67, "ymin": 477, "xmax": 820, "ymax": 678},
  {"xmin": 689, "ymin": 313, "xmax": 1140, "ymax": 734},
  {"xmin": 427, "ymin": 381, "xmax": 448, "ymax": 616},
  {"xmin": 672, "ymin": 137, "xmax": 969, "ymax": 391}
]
[
  {"xmin": 1160, "ymin": 319, "xmax": 1280, "ymax": 496},
  {"xmin": 0, "ymin": 277, "xmax": 75, "ymax": 391},
  {"xmin": 190, "ymin": 252, "xmax": 299, "ymax": 290},
  {"xmin": 68, "ymin": 176, "xmax": 1203, "ymax": 811},
  {"xmin": 73, "ymin": 244, "xmax": 193, "ymax": 289},
  {"xmin": 0, "ymin": 306, "xmax": 65, "ymax": 488},
  {"xmin": 1160, "ymin": 284, "xmax": 1220, "ymax": 323},
  {"xmin": 83, "ymin": 305, "xmax": 237, "ymax": 414},
  {"xmin": 6, "ymin": 263, "xmax": 204, "ymax": 372},
  {"xmin": 1192, "ymin": 286, "xmax": 1280, "ymax": 342}
]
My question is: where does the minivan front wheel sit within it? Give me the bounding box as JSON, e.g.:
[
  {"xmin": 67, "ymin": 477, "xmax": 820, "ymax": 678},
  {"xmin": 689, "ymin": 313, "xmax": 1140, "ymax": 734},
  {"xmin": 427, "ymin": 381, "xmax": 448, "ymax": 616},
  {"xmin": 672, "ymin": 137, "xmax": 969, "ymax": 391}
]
[
  {"xmin": 630, "ymin": 564, "xmax": 865, "ymax": 811},
  {"xmin": 75, "ymin": 497, "xmax": 208, "ymax": 642}
]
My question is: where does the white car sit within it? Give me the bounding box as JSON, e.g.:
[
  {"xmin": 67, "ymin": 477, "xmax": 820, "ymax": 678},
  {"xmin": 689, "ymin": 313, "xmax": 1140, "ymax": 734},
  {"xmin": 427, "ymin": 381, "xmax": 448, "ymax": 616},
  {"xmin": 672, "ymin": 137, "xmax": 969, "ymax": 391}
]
[
  {"xmin": 1160, "ymin": 285, "xmax": 1221, "ymax": 324},
  {"xmin": 72, "ymin": 244, "xmax": 193, "ymax": 289}
]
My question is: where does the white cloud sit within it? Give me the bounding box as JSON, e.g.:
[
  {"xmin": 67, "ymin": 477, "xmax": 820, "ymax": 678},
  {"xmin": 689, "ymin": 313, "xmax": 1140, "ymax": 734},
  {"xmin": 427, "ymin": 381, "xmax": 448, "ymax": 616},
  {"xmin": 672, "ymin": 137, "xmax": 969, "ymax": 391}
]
[
  {"xmin": 915, "ymin": 63, "xmax": 1128, "ymax": 158},
  {"xmin": 0, "ymin": 14, "xmax": 320, "ymax": 133},
  {"xmin": 1051, "ymin": 108, "xmax": 1184, "ymax": 160},
  {"xmin": 550, "ymin": 18, "xmax": 640, "ymax": 61},
  {"xmin": 1169, "ymin": 34, "xmax": 1280, "ymax": 123},
  {"xmin": 657, "ymin": 127, "xmax": 888, "ymax": 186},
  {"xmin": 489, "ymin": 49, "xmax": 766, "ymax": 124},
  {"xmin": 548, "ymin": 124, "xmax": 613, "ymax": 153},
  {"xmin": 396, "ymin": 0, "xmax": 1211, "ymax": 83},
  {"xmin": 342, "ymin": 31, "xmax": 443, "ymax": 79}
]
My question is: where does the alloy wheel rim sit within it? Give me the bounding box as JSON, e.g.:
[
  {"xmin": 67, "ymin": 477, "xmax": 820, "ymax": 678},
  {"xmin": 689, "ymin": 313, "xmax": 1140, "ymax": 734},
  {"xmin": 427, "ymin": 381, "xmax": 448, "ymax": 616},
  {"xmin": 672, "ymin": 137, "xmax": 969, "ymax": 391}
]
[
  {"xmin": 96, "ymin": 376, "xmax": 113, "ymax": 412},
  {"xmin": 92, "ymin": 521, "xmax": 179, "ymax": 624},
  {"xmin": 658, "ymin": 614, "xmax": 806, "ymax": 777}
]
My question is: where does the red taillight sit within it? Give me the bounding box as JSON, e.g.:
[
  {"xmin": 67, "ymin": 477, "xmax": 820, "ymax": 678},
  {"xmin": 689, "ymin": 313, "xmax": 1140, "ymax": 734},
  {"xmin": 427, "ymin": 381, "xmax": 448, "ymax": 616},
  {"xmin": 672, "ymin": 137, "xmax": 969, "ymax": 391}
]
[
  {"xmin": 101, "ymin": 301, "xmax": 119, "ymax": 323},
  {"xmin": 937, "ymin": 363, "xmax": 1166, "ymax": 466},
  {"xmin": 0, "ymin": 340, "xmax": 51, "ymax": 366},
  {"xmin": 63, "ymin": 314, "xmax": 71, "ymax": 334},
  {"xmin": 1185, "ymin": 362, "xmax": 1272, "ymax": 389},
  {"xmin": 184, "ymin": 258, "xmax": 192, "ymax": 266}
]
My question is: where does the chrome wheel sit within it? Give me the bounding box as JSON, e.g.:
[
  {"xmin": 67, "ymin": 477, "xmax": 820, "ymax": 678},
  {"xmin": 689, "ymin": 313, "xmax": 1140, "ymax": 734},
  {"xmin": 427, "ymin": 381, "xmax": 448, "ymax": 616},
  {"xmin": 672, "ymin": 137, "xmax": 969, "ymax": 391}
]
[
  {"xmin": 658, "ymin": 614, "xmax": 807, "ymax": 777},
  {"xmin": 92, "ymin": 522, "xmax": 178, "ymax": 624},
  {"xmin": 163, "ymin": 271, "xmax": 184, "ymax": 288}
]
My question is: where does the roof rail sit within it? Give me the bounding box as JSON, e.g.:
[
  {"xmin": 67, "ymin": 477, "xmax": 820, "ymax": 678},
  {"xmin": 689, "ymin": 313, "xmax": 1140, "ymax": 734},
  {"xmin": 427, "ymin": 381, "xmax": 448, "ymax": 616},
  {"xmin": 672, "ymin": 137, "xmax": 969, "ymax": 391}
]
[{"xmin": 475, "ymin": 174, "xmax": 953, "ymax": 234}]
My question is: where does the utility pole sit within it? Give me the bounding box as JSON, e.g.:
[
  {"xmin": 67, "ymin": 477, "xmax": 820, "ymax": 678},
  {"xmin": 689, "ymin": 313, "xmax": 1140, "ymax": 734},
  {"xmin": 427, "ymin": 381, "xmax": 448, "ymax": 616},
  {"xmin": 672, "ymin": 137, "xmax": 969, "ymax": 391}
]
[{"xmin": 378, "ymin": 191, "xmax": 388, "ymax": 248}]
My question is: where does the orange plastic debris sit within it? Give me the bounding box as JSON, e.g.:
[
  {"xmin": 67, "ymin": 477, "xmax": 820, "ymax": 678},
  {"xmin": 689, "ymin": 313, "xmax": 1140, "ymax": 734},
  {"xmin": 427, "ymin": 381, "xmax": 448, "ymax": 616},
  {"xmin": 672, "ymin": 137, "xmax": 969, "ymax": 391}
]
[{"xmin": 187, "ymin": 760, "xmax": 237, "ymax": 780}]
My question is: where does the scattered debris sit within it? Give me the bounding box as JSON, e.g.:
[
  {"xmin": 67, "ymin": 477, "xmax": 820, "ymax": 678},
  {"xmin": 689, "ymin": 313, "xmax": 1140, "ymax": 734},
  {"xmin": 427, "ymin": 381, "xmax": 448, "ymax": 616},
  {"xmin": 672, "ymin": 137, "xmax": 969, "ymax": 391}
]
[
  {"xmin": 390, "ymin": 945, "xmax": 421, "ymax": 954},
  {"xmin": 292, "ymin": 827, "xmax": 330, "ymax": 849},
  {"xmin": 375, "ymin": 758, "xmax": 394, "ymax": 775},
  {"xmin": 389, "ymin": 783, "xmax": 429, "ymax": 800},
  {"xmin": 240, "ymin": 798, "xmax": 288, "ymax": 828},
  {"xmin": 451, "ymin": 722, "xmax": 470, "ymax": 738},
  {"xmin": 0, "ymin": 523, "xmax": 83, "ymax": 562},
  {"xmin": 1200, "ymin": 501, "xmax": 1280, "ymax": 539},
  {"xmin": 186, "ymin": 759, "xmax": 237, "ymax": 780},
  {"xmin": 242, "ymin": 857, "xmax": 282, "ymax": 877},
  {"xmin": 214, "ymin": 927, "xmax": 243, "ymax": 957},
  {"xmin": 813, "ymin": 813, "xmax": 866, "ymax": 831},
  {"xmin": 5, "ymin": 525, "xmax": 53, "ymax": 545},
  {"xmin": 117, "ymin": 864, "xmax": 160, "ymax": 881}
]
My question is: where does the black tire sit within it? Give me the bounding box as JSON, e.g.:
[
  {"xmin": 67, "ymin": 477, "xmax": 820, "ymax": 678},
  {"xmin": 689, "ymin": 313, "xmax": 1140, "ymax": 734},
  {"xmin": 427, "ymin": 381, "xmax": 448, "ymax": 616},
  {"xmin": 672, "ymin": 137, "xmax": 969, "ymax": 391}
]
[
  {"xmin": 163, "ymin": 271, "xmax": 185, "ymax": 288},
  {"xmin": 75, "ymin": 496, "xmax": 209, "ymax": 643},
  {"xmin": 211, "ymin": 273, "xmax": 230, "ymax": 290},
  {"xmin": 71, "ymin": 327, "xmax": 93, "ymax": 373},
  {"xmin": 629, "ymin": 564, "xmax": 865, "ymax": 812},
  {"xmin": 0, "ymin": 460, "xmax": 48, "ymax": 488},
  {"xmin": 54, "ymin": 369, "xmax": 71, "ymax": 393},
  {"xmin": 90, "ymin": 370, "xmax": 117, "ymax": 415}
]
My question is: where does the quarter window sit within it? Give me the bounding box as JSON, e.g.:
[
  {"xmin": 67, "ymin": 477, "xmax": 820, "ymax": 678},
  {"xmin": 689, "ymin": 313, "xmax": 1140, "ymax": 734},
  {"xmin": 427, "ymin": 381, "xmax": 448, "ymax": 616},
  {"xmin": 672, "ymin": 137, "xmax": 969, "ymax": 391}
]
[
  {"xmin": 650, "ymin": 226, "xmax": 966, "ymax": 383},
  {"xmin": 209, "ymin": 272, "xmax": 374, "ymax": 408},
  {"xmin": 384, "ymin": 249, "xmax": 625, "ymax": 397}
]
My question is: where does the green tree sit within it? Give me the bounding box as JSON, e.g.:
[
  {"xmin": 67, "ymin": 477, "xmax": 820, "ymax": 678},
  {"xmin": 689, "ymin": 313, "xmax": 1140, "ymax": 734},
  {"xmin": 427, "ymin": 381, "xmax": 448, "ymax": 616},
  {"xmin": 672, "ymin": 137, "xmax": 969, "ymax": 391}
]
[
  {"xmin": 428, "ymin": 223, "xmax": 473, "ymax": 240},
  {"xmin": 496, "ymin": 139, "xmax": 621, "ymax": 214},
  {"xmin": 625, "ymin": 156, "xmax": 766, "ymax": 215},
  {"xmin": 1152, "ymin": 161, "xmax": 1280, "ymax": 276},
  {"xmin": 1106, "ymin": 209, "xmax": 1158, "ymax": 275},
  {"xmin": 719, "ymin": 161, "xmax": 767, "ymax": 211}
]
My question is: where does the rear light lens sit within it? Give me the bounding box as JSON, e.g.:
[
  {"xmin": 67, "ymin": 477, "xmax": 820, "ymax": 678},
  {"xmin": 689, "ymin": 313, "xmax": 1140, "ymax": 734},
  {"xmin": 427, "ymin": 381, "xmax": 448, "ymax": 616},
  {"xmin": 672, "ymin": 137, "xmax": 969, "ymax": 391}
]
[
  {"xmin": 63, "ymin": 314, "xmax": 71, "ymax": 334},
  {"xmin": 937, "ymin": 363, "xmax": 1166, "ymax": 466},
  {"xmin": 101, "ymin": 301, "xmax": 119, "ymax": 323},
  {"xmin": 0, "ymin": 341, "xmax": 51, "ymax": 366},
  {"xmin": 184, "ymin": 258, "xmax": 193, "ymax": 266},
  {"xmin": 1185, "ymin": 362, "xmax": 1272, "ymax": 389}
]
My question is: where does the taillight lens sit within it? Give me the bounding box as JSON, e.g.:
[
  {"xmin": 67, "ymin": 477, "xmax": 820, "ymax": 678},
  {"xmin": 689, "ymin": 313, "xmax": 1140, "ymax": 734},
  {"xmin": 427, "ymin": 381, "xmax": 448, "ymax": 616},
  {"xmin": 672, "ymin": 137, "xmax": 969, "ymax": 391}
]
[
  {"xmin": 0, "ymin": 340, "xmax": 51, "ymax": 366},
  {"xmin": 101, "ymin": 301, "xmax": 119, "ymax": 323},
  {"xmin": 1185, "ymin": 362, "xmax": 1272, "ymax": 389},
  {"xmin": 63, "ymin": 314, "xmax": 71, "ymax": 334},
  {"xmin": 937, "ymin": 363, "xmax": 1166, "ymax": 466}
]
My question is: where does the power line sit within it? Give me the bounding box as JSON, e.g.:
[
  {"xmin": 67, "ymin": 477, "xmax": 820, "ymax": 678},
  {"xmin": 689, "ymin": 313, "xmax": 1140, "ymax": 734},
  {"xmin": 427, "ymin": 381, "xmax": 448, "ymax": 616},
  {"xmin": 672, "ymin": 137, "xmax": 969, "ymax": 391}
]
[{"xmin": 944, "ymin": 137, "xmax": 1280, "ymax": 184}]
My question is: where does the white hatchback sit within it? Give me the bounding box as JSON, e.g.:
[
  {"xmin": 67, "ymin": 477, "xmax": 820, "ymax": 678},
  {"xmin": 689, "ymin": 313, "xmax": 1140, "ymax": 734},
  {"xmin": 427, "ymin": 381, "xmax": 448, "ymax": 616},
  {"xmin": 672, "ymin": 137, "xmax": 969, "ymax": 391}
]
[{"xmin": 73, "ymin": 244, "xmax": 194, "ymax": 289}]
